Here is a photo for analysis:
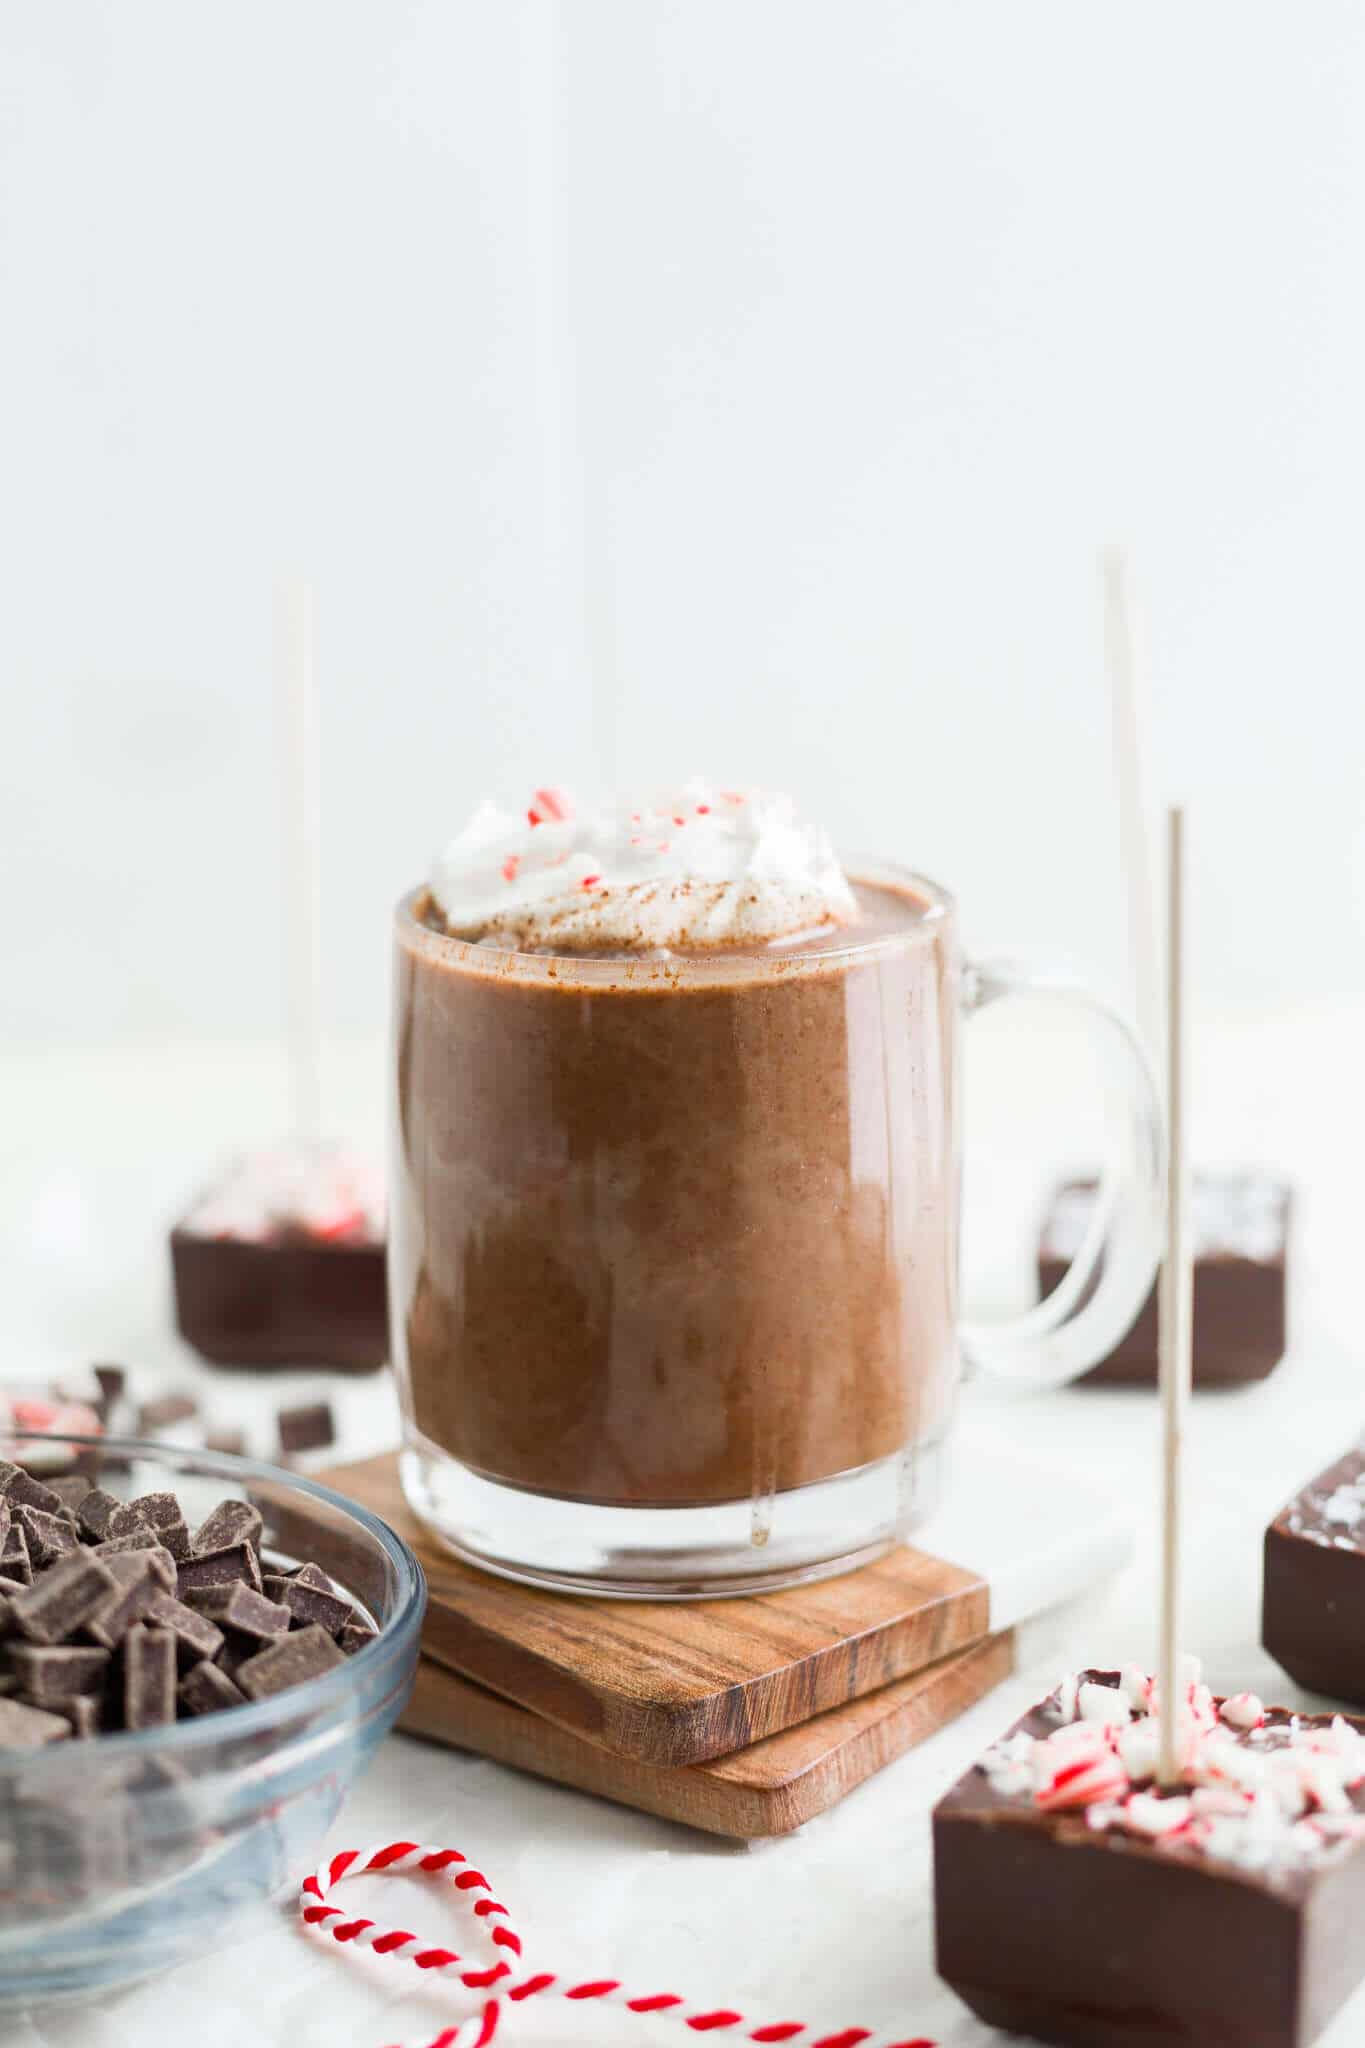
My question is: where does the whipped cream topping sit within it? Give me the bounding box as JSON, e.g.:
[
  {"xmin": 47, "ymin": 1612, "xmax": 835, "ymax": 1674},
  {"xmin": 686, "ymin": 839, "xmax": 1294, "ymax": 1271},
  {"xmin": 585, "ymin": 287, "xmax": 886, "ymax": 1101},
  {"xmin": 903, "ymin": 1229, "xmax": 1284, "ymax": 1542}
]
[
  {"xmin": 979, "ymin": 1662, "xmax": 1365, "ymax": 1880},
  {"xmin": 184, "ymin": 1145, "xmax": 384, "ymax": 1246},
  {"xmin": 427, "ymin": 783, "xmax": 859, "ymax": 954}
]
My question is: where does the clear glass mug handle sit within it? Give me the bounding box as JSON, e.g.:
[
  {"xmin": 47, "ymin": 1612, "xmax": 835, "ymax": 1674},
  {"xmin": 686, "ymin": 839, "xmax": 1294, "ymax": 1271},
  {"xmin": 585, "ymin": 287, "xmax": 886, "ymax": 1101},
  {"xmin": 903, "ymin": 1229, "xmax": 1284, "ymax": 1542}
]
[{"xmin": 960, "ymin": 957, "xmax": 1165, "ymax": 1387}]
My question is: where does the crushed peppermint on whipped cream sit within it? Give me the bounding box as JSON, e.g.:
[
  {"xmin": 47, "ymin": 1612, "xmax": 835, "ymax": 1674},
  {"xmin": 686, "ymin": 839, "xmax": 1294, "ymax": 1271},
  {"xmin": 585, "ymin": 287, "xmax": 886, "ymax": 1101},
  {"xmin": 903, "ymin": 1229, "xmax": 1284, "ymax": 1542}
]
[
  {"xmin": 978, "ymin": 1662, "xmax": 1365, "ymax": 1878},
  {"xmin": 426, "ymin": 783, "xmax": 859, "ymax": 954},
  {"xmin": 183, "ymin": 1146, "xmax": 384, "ymax": 1246}
]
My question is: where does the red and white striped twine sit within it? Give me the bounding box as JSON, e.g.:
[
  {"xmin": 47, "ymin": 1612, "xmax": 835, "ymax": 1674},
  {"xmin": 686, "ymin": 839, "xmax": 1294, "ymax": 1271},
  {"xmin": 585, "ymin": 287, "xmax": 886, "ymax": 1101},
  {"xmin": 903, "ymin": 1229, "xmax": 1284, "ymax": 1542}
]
[{"xmin": 300, "ymin": 1840, "xmax": 933, "ymax": 2048}]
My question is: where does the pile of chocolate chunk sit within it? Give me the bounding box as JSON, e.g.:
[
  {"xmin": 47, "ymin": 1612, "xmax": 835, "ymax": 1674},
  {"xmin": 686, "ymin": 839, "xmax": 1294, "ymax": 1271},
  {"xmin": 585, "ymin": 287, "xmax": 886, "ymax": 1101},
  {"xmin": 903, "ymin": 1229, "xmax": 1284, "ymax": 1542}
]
[{"xmin": 0, "ymin": 1462, "xmax": 376, "ymax": 1745}]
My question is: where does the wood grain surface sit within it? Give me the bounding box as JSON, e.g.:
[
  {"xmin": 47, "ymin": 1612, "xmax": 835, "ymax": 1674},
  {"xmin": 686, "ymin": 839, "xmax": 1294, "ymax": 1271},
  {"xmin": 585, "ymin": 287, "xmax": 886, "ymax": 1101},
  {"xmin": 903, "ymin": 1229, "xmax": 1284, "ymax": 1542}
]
[
  {"xmin": 325, "ymin": 1452, "xmax": 991, "ymax": 1767},
  {"xmin": 401, "ymin": 1631, "xmax": 1014, "ymax": 1837}
]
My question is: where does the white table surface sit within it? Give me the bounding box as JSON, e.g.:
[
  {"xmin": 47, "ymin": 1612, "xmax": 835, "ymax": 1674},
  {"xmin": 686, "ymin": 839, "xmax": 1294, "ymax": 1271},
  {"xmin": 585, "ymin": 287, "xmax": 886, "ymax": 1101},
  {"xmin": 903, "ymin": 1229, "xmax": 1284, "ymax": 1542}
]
[{"xmin": 4, "ymin": 1006, "xmax": 1364, "ymax": 2047}]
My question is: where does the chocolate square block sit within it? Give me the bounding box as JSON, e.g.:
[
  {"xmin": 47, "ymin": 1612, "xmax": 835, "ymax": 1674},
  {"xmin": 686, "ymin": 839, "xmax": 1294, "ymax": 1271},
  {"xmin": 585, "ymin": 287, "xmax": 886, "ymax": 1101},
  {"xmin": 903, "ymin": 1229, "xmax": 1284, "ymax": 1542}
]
[
  {"xmin": 934, "ymin": 1670, "xmax": 1365, "ymax": 2047},
  {"xmin": 170, "ymin": 1147, "xmax": 386, "ymax": 1372},
  {"xmin": 1263, "ymin": 1447, "xmax": 1365, "ymax": 1703},
  {"xmin": 1038, "ymin": 1171, "xmax": 1291, "ymax": 1386}
]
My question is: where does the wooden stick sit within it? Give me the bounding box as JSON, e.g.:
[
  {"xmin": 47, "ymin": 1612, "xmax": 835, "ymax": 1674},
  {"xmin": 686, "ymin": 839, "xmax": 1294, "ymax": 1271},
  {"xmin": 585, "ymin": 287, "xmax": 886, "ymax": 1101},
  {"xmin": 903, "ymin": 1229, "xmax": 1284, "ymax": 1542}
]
[
  {"xmin": 1157, "ymin": 805, "xmax": 1192, "ymax": 1786},
  {"xmin": 1102, "ymin": 546, "xmax": 1162, "ymax": 1066},
  {"xmin": 276, "ymin": 577, "xmax": 322, "ymax": 1145}
]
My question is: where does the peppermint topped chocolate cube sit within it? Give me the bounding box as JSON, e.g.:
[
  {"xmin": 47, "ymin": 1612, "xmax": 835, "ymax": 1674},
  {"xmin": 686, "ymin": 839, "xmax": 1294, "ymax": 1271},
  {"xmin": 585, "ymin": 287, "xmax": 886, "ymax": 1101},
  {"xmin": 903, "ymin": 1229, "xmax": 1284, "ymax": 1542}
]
[{"xmin": 934, "ymin": 1665, "xmax": 1365, "ymax": 2046}]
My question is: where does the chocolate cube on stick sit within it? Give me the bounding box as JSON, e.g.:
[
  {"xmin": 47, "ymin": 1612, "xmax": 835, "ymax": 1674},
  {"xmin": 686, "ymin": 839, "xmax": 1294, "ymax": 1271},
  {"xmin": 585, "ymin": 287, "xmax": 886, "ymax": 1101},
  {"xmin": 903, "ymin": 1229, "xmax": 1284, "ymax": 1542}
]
[
  {"xmin": 1263, "ymin": 1448, "xmax": 1365, "ymax": 1703},
  {"xmin": 934, "ymin": 1669, "xmax": 1365, "ymax": 2048},
  {"xmin": 170, "ymin": 1146, "xmax": 386, "ymax": 1372},
  {"xmin": 42, "ymin": 1692, "xmax": 100, "ymax": 1738},
  {"xmin": 1037, "ymin": 1171, "xmax": 1292, "ymax": 1386}
]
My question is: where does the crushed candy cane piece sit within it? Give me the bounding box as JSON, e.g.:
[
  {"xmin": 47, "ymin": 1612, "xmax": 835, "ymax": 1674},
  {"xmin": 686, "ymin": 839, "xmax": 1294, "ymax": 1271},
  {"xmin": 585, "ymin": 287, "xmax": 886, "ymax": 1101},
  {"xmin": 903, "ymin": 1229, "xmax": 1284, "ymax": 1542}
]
[
  {"xmin": 1123, "ymin": 1792, "xmax": 1193, "ymax": 1837},
  {"xmin": 1080, "ymin": 1681, "xmax": 1133, "ymax": 1725},
  {"xmin": 1220, "ymin": 1692, "xmax": 1265, "ymax": 1731}
]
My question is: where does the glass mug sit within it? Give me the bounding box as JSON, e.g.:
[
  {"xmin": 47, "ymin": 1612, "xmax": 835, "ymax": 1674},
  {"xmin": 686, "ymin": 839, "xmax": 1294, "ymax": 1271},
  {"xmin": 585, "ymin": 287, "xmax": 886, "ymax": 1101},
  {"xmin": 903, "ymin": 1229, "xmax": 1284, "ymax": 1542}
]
[{"xmin": 390, "ymin": 860, "xmax": 1163, "ymax": 1597}]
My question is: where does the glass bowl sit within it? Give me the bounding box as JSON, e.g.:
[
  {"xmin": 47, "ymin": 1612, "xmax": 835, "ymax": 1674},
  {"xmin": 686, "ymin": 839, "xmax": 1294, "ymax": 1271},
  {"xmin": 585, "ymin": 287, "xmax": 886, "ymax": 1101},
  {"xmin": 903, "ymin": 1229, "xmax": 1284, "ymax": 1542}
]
[{"xmin": 0, "ymin": 1433, "xmax": 425, "ymax": 2007}]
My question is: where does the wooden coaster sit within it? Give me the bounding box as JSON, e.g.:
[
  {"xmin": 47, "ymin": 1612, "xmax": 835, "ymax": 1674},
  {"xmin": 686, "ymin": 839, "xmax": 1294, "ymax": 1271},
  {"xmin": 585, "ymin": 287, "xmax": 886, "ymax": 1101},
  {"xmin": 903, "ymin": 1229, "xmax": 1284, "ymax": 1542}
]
[
  {"xmin": 324, "ymin": 1452, "xmax": 991, "ymax": 1767},
  {"xmin": 400, "ymin": 1630, "xmax": 1015, "ymax": 1838}
]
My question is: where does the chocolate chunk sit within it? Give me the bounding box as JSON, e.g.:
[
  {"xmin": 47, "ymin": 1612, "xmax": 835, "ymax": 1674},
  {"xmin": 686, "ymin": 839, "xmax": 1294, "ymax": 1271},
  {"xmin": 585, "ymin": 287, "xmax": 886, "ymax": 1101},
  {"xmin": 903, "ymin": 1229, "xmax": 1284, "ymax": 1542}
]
[
  {"xmin": 205, "ymin": 1427, "xmax": 247, "ymax": 1458},
  {"xmin": 143, "ymin": 1590, "xmax": 225, "ymax": 1668},
  {"xmin": 0, "ymin": 1525, "xmax": 32, "ymax": 1585},
  {"xmin": 271, "ymin": 1572, "xmax": 352, "ymax": 1636},
  {"xmin": 178, "ymin": 1658, "xmax": 246, "ymax": 1716},
  {"xmin": 176, "ymin": 1541, "xmax": 262, "ymax": 1595},
  {"xmin": 0, "ymin": 1464, "xmax": 63, "ymax": 1514},
  {"xmin": 83, "ymin": 1550, "xmax": 174, "ymax": 1649},
  {"xmin": 113, "ymin": 1493, "xmax": 192, "ymax": 1561},
  {"xmin": 76, "ymin": 1488, "xmax": 122, "ymax": 1542},
  {"xmin": 0, "ymin": 1695, "xmax": 71, "ymax": 1748},
  {"xmin": 0, "ymin": 1498, "xmax": 9, "ymax": 1550},
  {"xmin": 10, "ymin": 1551, "xmax": 115, "ymax": 1645},
  {"xmin": 92, "ymin": 1527, "xmax": 166, "ymax": 1558},
  {"xmin": 182, "ymin": 1583, "xmax": 288, "ymax": 1642},
  {"xmin": 4, "ymin": 1645, "xmax": 110, "ymax": 1701},
  {"xmin": 121, "ymin": 1624, "xmax": 176, "ymax": 1729},
  {"xmin": 192, "ymin": 1499, "xmax": 264, "ymax": 1557},
  {"xmin": 46, "ymin": 1692, "xmax": 100, "ymax": 1738},
  {"xmin": 338, "ymin": 1616, "xmax": 378, "ymax": 1656},
  {"xmin": 236, "ymin": 1622, "xmax": 344, "ymax": 1699},
  {"xmin": 136, "ymin": 1393, "xmax": 199, "ymax": 1433},
  {"xmin": 15, "ymin": 1504, "xmax": 80, "ymax": 1570},
  {"xmin": 157, "ymin": 1519, "xmax": 192, "ymax": 1562},
  {"xmin": 47, "ymin": 1475, "xmax": 94, "ymax": 1509},
  {"xmin": 92, "ymin": 1363, "xmax": 126, "ymax": 1406},
  {"xmin": 277, "ymin": 1401, "xmax": 336, "ymax": 1455},
  {"xmin": 124, "ymin": 1491, "xmax": 183, "ymax": 1531}
]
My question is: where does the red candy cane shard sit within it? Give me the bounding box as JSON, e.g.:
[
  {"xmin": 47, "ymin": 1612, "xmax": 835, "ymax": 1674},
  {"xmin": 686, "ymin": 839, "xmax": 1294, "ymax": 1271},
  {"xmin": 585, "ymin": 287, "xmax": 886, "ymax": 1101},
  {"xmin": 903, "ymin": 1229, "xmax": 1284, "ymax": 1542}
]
[
  {"xmin": 299, "ymin": 1842, "xmax": 933, "ymax": 2048},
  {"xmin": 527, "ymin": 786, "xmax": 573, "ymax": 826}
]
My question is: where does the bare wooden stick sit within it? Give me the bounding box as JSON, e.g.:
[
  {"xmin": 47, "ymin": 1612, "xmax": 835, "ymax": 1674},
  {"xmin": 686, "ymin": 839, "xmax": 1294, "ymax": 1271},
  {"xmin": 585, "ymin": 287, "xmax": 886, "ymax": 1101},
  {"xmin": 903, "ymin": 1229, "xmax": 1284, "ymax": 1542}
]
[
  {"xmin": 1102, "ymin": 546, "xmax": 1162, "ymax": 1067},
  {"xmin": 276, "ymin": 577, "xmax": 322, "ymax": 1145},
  {"xmin": 1157, "ymin": 805, "xmax": 1192, "ymax": 1787}
]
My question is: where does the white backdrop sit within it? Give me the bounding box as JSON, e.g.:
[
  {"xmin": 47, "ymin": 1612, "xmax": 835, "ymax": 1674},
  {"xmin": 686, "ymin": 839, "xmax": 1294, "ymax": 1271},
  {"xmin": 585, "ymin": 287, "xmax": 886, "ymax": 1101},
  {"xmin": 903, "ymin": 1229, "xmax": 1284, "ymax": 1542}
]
[{"xmin": 4, "ymin": 0, "xmax": 1365, "ymax": 1055}]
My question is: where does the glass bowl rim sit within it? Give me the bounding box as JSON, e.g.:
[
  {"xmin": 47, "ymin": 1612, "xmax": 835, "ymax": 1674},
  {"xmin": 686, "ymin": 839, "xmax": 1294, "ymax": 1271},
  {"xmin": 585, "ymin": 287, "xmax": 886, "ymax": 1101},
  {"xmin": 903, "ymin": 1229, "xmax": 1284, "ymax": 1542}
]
[{"xmin": 0, "ymin": 1431, "xmax": 426, "ymax": 1765}]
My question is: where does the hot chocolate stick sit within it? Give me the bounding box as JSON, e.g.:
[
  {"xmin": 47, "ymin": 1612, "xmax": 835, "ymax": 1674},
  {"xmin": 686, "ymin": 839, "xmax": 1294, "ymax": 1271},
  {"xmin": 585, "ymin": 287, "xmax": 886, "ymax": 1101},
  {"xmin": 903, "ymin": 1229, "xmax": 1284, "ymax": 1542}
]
[
  {"xmin": 276, "ymin": 576, "xmax": 322, "ymax": 1143},
  {"xmin": 1102, "ymin": 544, "xmax": 1162, "ymax": 1065},
  {"xmin": 1157, "ymin": 805, "xmax": 1192, "ymax": 1787}
]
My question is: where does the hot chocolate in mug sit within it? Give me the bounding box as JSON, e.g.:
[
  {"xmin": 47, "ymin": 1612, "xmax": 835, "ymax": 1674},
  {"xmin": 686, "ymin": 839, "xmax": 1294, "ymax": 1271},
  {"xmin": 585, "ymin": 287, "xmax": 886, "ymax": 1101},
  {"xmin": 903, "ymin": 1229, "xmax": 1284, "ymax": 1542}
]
[{"xmin": 390, "ymin": 787, "xmax": 1163, "ymax": 1596}]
